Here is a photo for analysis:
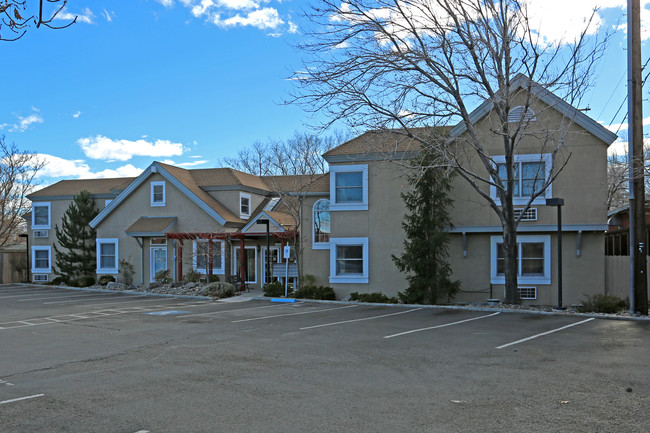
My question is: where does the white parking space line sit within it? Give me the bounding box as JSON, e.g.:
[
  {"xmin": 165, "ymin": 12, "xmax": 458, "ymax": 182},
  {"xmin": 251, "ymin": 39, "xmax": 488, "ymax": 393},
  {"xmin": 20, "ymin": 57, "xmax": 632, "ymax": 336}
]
[
  {"xmin": 232, "ymin": 305, "xmax": 358, "ymax": 323},
  {"xmin": 18, "ymin": 293, "xmax": 106, "ymax": 302},
  {"xmin": 43, "ymin": 295, "xmax": 126, "ymax": 304},
  {"xmin": 0, "ymin": 291, "xmax": 71, "ymax": 300},
  {"xmin": 179, "ymin": 304, "xmax": 281, "ymax": 318},
  {"xmin": 71, "ymin": 297, "xmax": 176, "ymax": 308},
  {"xmin": 383, "ymin": 312, "xmax": 501, "ymax": 339},
  {"xmin": 496, "ymin": 318, "xmax": 596, "ymax": 349},
  {"xmin": 0, "ymin": 394, "xmax": 45, "ymax": 405},
  {"xmin": 300, "ymin": 308, "xmax": 423, "ymax": 330}
]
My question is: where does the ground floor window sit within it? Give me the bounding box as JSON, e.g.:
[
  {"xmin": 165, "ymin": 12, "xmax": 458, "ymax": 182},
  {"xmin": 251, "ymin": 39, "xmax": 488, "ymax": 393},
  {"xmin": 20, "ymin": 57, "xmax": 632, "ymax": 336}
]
[
  {"xmin": 32, "ymin": 246, "xmax": 51, "ymax": 273},
  {"xmin": 193, "ymin": 240, "xmax": 224, "ymax": 274},
  {"xmin": 329, "ymin": 237, "xmax": 369, "ymax": 284},
  {"xmin": 97, "ymin": 238, "xmax": 119, "ymax": 274},
  {"xmin": 490, "ymin": 235, "xmax": 550, "ymax": 284}
]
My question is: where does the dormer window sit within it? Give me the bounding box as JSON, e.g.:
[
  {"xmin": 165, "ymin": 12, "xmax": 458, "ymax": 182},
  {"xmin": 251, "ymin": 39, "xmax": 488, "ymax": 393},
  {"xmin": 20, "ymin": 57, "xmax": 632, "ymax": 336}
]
[
  {"xmin": 151, "ymin": 181, "xmax": 166, "ymax": 207},
  {"xmin": 240, "ymin": 192, "xmax": 251, "ymax": 219}
]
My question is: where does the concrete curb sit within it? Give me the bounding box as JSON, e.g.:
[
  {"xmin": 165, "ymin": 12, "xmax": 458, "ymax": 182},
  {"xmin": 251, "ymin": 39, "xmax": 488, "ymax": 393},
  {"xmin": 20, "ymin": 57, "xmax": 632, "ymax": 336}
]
[
  {"xmin": 251, "ymin": 296, "xmax": 650, "ymax": 322},
  {"xmin": 12, "ymin": 283, "xmax": 214, "ymax": 301}
]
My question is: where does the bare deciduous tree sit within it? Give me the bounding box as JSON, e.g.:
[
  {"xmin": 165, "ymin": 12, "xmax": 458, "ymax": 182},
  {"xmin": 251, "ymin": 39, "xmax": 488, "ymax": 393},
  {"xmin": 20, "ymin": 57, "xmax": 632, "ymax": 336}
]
[
  {"xmin": 0, "ymin": 135, "xmax": 45, "ymax": 247},
  {"xmin": 222, "ymin": 131, "xmax": 348, "ymax": 176},
  {"xmin": 0, "ymin": 0, "xmax": 75, "ymax": 41},
  {"xmin": 290, "ymin": 0, "xmax": 609, "ymax": 303}
]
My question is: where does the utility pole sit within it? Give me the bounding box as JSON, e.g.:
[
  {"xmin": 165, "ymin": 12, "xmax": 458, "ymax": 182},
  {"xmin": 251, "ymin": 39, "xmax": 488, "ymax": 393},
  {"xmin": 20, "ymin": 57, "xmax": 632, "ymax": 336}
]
[{"xmin": 628, "ymin": 0, "xmax": 649, "ymax": 315}]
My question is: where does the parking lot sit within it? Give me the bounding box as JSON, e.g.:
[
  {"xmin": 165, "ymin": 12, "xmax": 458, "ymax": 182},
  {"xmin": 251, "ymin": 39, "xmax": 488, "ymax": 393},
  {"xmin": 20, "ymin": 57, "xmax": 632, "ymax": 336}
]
[{"xmin": 1, "ymin": 283, "xmax": 649, "ymax": 432}]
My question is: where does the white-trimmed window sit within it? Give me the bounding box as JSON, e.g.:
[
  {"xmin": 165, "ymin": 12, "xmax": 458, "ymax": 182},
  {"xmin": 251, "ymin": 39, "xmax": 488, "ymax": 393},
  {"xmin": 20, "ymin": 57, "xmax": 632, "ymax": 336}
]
[
  {"xmin": 32, "ymin": 202, "xmax": 51, "ymax": 230},
  {"xmin": 490, "ymin": 235, "xmax": 550, "ymax": 285},
  {"xmin": 151, "ymin": 181, "xmax": 166, "ymax": 207},
  {"xmin": 313, "ymin": 199, "xmax": 330, "ymax": 249},
  {"xmin": 193, "ymin": 240, "xmax": 224, "ymax": 274},
  {"xmin": 491, "ymin": 154, "xmax": 551, "ymax": 205},
  {"xmin": 31, "ymin": 246, "xmax": 51, "ymax": 273},
  {"xmin": 240, "ymin": 192, "xmax": 251, "ymax": 219},
  {"xmin": 330, "ymin": 165, "xmax": 369, "ymax": 211},
  {"xmin": 97, "ymin": 238, "xmax": 119, "ymax": 274},
  {"xmin": 329, "ymin": 237, "xmax": 369, "ymax": 284}
]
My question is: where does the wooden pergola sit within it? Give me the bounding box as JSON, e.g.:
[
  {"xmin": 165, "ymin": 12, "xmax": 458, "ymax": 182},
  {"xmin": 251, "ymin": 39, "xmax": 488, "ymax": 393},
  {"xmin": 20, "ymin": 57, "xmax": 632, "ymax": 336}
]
[{"xmin": 165, "ymin": 230, "xmax": 297, "ymax": 291}]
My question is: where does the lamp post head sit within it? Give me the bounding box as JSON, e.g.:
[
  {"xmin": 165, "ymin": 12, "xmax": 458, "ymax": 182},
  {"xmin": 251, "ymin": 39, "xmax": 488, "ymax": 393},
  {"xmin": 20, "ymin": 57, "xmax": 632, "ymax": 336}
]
[
  {"xmin": 545, "ymin": 198, "xmax": 564, "ymax": 207},
  {"xmin": 18, "ymin": 233, "xmax": 28, "ymax": 238},
  {"xmin": 256, "ymin": 219, "xmax": 269, "ymax": 226}
]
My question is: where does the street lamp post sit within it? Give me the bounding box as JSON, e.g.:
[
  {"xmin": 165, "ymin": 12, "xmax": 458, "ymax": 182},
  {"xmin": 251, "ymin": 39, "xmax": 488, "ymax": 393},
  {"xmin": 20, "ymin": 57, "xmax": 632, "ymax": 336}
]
[
  {"xmin": 546, "ymin": 198, "xmax": 564, "ymax": 309},
  {"xmin": 257, "ymin": 219, "xmax": 271, "ymax": 286}
]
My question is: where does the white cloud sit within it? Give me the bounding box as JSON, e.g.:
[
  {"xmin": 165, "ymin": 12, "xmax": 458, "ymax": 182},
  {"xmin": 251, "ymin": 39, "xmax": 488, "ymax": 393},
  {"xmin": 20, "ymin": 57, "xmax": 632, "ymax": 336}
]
[
  {"xmin": 6, "ymin": 110, "xmax": 44, "ymax": 132},
  {"xmin": 78, "ymin": 135, "xmax": 186, "ymax": 161},
  {"xmin": 176, "ymin": 160, "xmax": 210, "ymax": 167},
  {"xmin": 178, "ymin": 0, "xmax": 291, "ymax": 32},
  {"xmin": 73, "ymin": 111, "xmax": 82, "ymax": 119},
  {"xmin": 157, "ymin": 0, "xmax": 175, "ymax": 7},
  {"xmin": 57, "ymin": 7, "xmax": 95, "ymax": 24},
  {"xmin": 37, "ymin": 154, "xmax": 144, "ymax": 179},
  {"xmin": 604, "ymin": 115, "xmax": 650, "ymax": 133},
  {"xmin": 102, "ymin": 9, "xmax": 114, "ymax": 22}
]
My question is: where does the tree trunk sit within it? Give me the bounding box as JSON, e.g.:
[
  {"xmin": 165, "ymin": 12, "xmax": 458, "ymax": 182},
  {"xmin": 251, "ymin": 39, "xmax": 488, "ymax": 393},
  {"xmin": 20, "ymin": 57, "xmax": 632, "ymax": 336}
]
[{"xmin": 503, "ymin": 213, "xmax": 519, "ymax": 304}]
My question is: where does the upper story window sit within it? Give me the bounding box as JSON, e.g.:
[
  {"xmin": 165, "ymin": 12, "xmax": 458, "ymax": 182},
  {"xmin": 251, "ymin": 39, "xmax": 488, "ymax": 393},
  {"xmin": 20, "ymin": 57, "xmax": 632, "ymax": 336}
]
[
  {"xmin": 97, "ymin": 238, "xmax": 119, "ymax": 274},
  {"xmin": 151, "ymin": 181, "xmax": 166, "ymax": 207},
  {"xmin": 313, "ymin": 199, "xmax": 330, "ymax": 249},
  {"xmin": 330, "ymin": 164, "xmax": 369, "ymax": 211},
  {"xmin": 508, "ymin": 106, "xmax": 537, "ymax": 123},
  {"xmin": 491, "ymin": 154, "xmax": 551, "ymax": 206},
  {"xmin": 240, "ymin": 193, "xmax": 251, "ymax": 219},
  {"xmin": 32, "ymin": 202, "xmax": 51, "ymax": 229}
]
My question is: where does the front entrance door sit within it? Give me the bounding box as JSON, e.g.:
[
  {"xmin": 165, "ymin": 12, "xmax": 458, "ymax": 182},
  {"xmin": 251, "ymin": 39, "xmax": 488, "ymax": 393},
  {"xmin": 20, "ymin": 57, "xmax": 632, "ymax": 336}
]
[
  {"xmin": 151, "ymin": 247, "xmax": 167, "ymax": 282},
  {"xmin": 261, "ymin": 246, "xmax": 280, "ymax": 284},
  {"xmin": 232, "ymin": 246, "xmax": 257, "ymax": 284}
]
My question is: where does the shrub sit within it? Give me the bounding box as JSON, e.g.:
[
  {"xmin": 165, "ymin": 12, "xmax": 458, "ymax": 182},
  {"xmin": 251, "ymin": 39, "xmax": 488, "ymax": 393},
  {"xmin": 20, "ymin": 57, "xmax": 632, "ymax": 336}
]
[
  {"xmin": 263, "ymin": 280, "xmax": 288, "ymax": 297},
  {"xmin": 98, "ymin": 275, "xmax": 115, "ymax": 286},
  {"xmin": 300, "ymin": 274, "xmax": 317, "ymax": 287},
  {"xmin": 578, "ymin": 294, "xmax": 628, "ymax": 314},
  {"xmin": 154, "ymin": 269, "xmax": 172, "ymax": 284},
  {"xmin": 78, "ymin": 275, "xmax": 96, "ymax": 287},
  {"xmin": 184, "ymin": 269, "xmax": 202, "ymax": 283},
  {"xmin": 349, "ymin": 291, "xmax": 399, "ymax": 304},
  {"xmin": 119, "ymin": 259, "xmax": 135, "ymax": 286},
  {"xmin": 67, "ymin": 279, "xmax": 79, "ymax": 287},
  {"xmin": 49, "ymin": 276, "xmax": 67, "ymax": 285},
  {"xmin": 207, "ymin": 274, "xmax": 220, "ymax": 283},
  {"xmin": 202, "ymin": 282, "xmax": 236, "ymax": 299},
  {"xmin": 294, "ymin": 285, "xmax": 336, "ymax": 300}
]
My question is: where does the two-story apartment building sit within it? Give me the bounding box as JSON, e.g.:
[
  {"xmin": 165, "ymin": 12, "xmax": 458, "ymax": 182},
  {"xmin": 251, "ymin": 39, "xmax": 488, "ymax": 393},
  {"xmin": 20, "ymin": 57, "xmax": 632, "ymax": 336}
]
[{"xmin": 26, "ymin": 77, "xmax": 616, "ymax": 304}]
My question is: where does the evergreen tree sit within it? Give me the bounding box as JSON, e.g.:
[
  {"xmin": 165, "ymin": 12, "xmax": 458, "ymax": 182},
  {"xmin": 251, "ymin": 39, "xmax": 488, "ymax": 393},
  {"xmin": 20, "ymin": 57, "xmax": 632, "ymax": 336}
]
[
  {"xmin": 392, "ymin": 151, "xmax": 460, "ymax": 304},
  {"xmin": 53, "ymin": 190, "xmax": 99, "ymax": 280}
]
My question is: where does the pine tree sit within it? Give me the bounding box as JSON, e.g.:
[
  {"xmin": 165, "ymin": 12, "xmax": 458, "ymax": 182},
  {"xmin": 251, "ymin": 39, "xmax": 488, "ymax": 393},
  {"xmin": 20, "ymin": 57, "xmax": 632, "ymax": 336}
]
[
  {"xmin": 53, "ymin": 190, "xmax": 99, "ymax": 280},
  {"xmin": 392, "ymin": 151, "xmax": 460, "ymax": 304}
]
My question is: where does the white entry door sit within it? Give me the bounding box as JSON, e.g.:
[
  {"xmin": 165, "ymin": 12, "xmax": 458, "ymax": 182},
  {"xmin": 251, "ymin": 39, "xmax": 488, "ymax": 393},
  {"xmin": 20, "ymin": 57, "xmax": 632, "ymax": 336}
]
[{"xmin": 151, "ymin": 247, "xmax": 167, "ymax": 282}]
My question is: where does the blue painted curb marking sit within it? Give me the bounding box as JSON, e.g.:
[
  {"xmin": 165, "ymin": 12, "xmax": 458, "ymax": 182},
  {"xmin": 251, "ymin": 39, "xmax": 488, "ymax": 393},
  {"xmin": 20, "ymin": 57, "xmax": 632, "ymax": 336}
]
[
  {"xmin": 271, "ymin": 298, "xmax": 296, "ymax": 303},
  {"xmin": 145, "ymin": 310, "xmax": 191, "ymax": 316}
]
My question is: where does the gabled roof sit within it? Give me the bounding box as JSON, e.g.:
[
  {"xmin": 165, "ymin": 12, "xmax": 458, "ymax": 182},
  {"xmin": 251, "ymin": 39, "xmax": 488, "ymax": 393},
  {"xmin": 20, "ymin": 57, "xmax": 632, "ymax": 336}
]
[
  {"xmin": 447, "ymin": 73, "xmax": 618, "ymax": 145},
  {"xmin": 28, "ymin": 177, "xmax": 136, "ymax": 199},
  {"xmin": 90, "ymin": 162, "xmax": 246, "ymax": 229},
  {"xmin": 261, "ymin": 173, "xmax": 330, "ymax": 194},
  {"xmin": 241, "ymin": 210, "xmax": 293, "ymax": 234},
  {"xmin": 325, "ymin": 75, "xmax": 618, "ymax": 159}
]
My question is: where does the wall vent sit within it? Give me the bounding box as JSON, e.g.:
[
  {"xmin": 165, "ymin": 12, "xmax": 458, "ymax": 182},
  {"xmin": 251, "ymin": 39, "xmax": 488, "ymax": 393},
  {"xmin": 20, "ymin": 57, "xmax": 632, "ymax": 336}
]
[
  {"xmin": 514, "ymin": 208, "xmax": 537, "ymax": 221},
  {"xmin": 33, "ymin": 230, "xmax": 49, "ymax": 238},
  {"xmin": 33, "ymin": 274, "xmax": 49, "ymax": 282},
  {"xmin": 518, "ymin": 287, "xmax": 537, "ymax": 300}
]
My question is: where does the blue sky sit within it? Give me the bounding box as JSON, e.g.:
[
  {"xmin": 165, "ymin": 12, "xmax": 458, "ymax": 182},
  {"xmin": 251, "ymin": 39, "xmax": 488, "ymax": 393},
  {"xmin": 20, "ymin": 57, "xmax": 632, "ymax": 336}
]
[{"xmin": 0, "ymin": 0, "xmax": 648, "ymax": 188}]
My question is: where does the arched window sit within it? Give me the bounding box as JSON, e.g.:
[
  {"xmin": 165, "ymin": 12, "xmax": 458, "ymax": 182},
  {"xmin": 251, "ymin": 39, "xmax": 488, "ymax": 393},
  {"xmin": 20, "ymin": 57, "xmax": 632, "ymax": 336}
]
[
  {"xmin": 508, "ymin": 105, "xmax": 536, "ymax": 123},
  {"xmin": 313, "ymin": 199, "xmax": 330, "ymax": 248}
]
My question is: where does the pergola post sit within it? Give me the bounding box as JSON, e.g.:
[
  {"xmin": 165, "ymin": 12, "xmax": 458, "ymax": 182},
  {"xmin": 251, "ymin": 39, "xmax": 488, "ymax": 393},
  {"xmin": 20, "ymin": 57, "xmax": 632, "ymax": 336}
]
[
  {"xmin": 177, "ymin": 239, "xmax": 183, "ymax": 282},
  {"xmin": 239, "ymin": 237, "xmax": 246, "ymax": 291},
  {"xmin": 208, "ymin": 238, "xmax": 213, "ymax": 276}
]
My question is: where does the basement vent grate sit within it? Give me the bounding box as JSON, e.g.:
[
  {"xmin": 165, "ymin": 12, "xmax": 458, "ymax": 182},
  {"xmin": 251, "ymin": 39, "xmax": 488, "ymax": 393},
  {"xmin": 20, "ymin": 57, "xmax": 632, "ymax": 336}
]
[
  {"xmin": 514, "ymin": 208, "xmax": 537, "ymax": 221},
  {"xmin": 518, "ymin": 287, "xmax": 537, "ymax": 300}
]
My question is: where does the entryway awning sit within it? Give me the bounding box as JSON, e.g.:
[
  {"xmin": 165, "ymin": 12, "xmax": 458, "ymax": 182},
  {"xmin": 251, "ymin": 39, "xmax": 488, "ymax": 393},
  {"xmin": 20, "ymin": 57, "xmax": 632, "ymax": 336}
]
[{"xmin": 126, "ymin": 217, "xmax": 177, "ymax": 237}]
